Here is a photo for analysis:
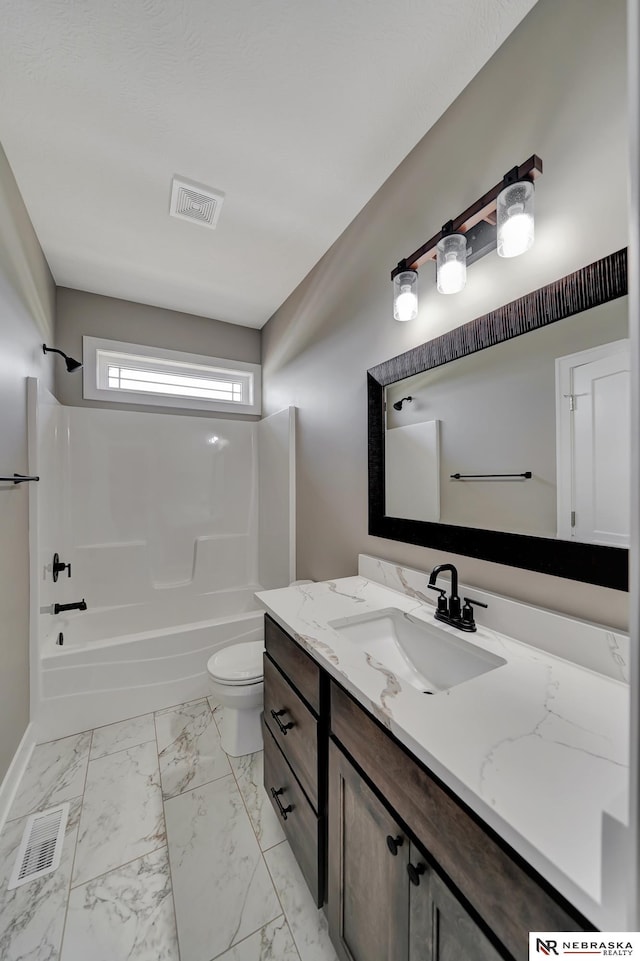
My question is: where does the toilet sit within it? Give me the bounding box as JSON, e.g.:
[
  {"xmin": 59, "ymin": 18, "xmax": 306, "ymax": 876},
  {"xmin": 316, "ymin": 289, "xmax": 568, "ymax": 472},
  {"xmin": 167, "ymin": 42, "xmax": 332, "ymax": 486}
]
[
  {"xmin": 207, "ymin": 581, "xmax": 314, "ymax": 757},
  {"xmin": 207, "ymin": 640, "xmax": 265, "ymax": 757}
]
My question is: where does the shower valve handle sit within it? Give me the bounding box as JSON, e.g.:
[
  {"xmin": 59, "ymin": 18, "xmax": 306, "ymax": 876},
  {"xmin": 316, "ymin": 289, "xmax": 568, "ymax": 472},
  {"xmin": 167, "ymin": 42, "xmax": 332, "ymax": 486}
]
[{"xmin": 52, "ymin": 553, "xmax": 72, "ymax": 582}]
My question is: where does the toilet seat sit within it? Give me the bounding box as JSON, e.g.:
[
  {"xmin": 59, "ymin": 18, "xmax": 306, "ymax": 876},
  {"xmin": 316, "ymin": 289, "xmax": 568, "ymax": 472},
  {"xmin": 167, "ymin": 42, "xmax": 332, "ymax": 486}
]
[{"xmin": 207, "ymin": 640, "xmax": 264, "ymax": 686}]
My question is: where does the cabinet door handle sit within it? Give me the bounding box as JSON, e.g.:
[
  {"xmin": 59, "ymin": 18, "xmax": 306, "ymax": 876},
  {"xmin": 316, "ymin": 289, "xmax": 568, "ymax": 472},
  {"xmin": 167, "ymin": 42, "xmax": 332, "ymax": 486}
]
[
  {"xmin": 271, "ymin": 786, "xmax": 293, "ymax": 820},
  {"xmin": 270, "ymin": 708, "xmax": 295, "ymax": 735},
  {"xmin": 407, "ymin": 861, "xmax": 426, "ymax": 886},
  {"xmin": 386, "ymin": 835, "xmax": 404, "ymax": 856}
]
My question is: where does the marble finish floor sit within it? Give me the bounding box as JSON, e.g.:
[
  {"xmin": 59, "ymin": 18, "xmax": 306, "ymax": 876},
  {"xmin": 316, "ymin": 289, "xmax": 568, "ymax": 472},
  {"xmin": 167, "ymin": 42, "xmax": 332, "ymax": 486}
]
[{"xmin": 0, "ymin": 698, "xmax": 338, "ymax": 961}]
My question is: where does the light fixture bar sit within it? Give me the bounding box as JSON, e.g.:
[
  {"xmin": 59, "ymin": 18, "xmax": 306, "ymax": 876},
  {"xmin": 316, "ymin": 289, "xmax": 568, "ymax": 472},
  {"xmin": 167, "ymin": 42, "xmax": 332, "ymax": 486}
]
[{"xmin": 391, "ymin": 155, "xmax": 542, "ymax": 279}]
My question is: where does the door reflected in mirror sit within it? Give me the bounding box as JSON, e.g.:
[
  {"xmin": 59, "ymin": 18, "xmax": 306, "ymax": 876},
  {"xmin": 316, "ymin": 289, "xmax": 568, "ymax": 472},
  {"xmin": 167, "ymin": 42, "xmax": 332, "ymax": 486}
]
[{"xmin": 385, "ymin": 296, "xmax": 629, "ymax": 546}]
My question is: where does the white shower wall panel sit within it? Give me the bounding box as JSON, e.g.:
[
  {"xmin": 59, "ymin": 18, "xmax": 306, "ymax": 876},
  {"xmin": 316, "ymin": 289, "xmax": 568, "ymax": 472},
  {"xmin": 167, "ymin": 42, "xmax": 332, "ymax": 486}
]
[
  {"xmin": 65, "ymin": 407, "xmax": 258, "ymax": 602},
  {"xmin": 34, "ymin": 384, "xmax": 69, "ymax": 652},
  {"xmin": 258, "ymin": 408, "xmax": 296, "ymax": 589},
  {"xmin": 30, "ymin": 390, "xmax": 296, "ymax": 738}
]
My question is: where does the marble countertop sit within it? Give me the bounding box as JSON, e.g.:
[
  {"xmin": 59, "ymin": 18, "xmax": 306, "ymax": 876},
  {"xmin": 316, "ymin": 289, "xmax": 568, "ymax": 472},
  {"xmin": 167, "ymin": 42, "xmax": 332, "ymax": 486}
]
[{"xmin": 256, "ymin": 576, "xmax": 629, "ymax": 928}]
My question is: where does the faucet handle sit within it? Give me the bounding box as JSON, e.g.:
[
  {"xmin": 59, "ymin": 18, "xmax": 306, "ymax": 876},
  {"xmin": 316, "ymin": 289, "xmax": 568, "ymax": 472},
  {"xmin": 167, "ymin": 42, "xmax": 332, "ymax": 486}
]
[
  {"xmin": 427, "ymin": 584, "xmax": 448, "ymax": 616},
  {"xmin": 52, "ymin": 552, "xmax": 71, "ymax": 582},
  {"xmin": 461, "ymin": 596, "xmax": 488, "ymax": 631}
]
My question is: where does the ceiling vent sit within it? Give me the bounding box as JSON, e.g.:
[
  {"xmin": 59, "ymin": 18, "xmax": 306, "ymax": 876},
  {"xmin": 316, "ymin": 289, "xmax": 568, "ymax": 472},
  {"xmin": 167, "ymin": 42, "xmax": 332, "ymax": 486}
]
[{"xmin": 169, "ymin": 176, "xmax": 225, "ymax": 230}]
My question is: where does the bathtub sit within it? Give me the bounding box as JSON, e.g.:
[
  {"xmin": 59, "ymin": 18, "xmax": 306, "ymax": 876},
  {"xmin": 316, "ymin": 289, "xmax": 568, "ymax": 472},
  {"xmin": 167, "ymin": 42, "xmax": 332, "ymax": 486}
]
[{"xmin": 36, "ymin": 586, "xmax": 265, "ymax": 740}]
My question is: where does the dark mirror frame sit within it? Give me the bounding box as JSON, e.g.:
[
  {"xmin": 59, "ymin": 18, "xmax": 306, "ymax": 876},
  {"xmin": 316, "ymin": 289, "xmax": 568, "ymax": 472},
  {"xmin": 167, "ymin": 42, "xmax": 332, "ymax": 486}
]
[{"xmin": 368, "ymin": 248, "xmax": 628, "ymax": 591}]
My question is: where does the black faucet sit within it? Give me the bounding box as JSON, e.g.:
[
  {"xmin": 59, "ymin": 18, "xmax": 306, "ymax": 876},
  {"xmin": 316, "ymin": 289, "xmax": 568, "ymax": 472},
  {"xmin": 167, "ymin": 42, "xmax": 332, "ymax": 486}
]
[
  {"xmin": 427, "ymin": 564, "xmax": 486, "ymax": 632},
  {"xmin": 53, "ymin": 599, "xmax": 87, "ymax": 614}
]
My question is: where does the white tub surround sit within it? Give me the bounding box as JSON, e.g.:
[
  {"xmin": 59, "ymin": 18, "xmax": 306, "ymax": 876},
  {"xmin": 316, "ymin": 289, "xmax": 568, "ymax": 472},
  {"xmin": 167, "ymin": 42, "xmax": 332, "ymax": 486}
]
[
  {"xmin": 256, "ymin": 557, "xmax": 629, "ymax": 931},
  {"xmin": 37, "ymin": 601, "xmax": 264, "ymax": 741},
  {"xmin": 27, "ymin": 389, "xmax": 296, "ymax": 742}
]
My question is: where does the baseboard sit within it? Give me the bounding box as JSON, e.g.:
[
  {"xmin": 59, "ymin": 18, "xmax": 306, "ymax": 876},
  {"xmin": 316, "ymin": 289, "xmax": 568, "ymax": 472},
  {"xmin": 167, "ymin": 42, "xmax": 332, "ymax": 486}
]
[{"xmin": 0, "ymin": 723, "xmax": 38, "ymax": 835}]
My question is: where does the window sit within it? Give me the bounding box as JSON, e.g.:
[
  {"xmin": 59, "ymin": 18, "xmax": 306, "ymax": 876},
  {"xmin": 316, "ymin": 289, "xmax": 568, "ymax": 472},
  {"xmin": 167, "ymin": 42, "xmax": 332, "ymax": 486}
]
[{"xmin": 83, "ymin": 337, "xmax": 261, "ymax": 415}]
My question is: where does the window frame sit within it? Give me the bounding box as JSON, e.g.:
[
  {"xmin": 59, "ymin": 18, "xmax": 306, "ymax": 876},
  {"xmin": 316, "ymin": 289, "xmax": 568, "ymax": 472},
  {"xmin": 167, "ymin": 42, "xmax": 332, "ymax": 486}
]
[{"xmin": 82, "ymin": 337, "xmax": 261, "ymax": 415}]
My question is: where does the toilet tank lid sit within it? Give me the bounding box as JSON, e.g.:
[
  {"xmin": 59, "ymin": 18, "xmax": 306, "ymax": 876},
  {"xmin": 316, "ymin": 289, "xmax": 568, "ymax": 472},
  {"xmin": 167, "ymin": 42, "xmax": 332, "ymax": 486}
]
[{"xmin": 208, "ymin": 640, "xmax": 265, "ymax": 682}]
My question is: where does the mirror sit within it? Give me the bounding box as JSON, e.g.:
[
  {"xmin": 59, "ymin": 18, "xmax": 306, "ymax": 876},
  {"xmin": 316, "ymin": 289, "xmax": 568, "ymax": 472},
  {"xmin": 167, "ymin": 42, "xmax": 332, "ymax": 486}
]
[{"xmin": 368, "ymin": 249, "xmax": 628, "ymax": 590}]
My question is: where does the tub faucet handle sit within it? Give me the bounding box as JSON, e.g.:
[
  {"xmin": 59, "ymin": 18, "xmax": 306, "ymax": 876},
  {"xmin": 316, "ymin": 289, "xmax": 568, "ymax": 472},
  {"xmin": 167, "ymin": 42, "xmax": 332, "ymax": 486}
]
[{"xmin": 52, "ymin": 553, "xmax": 71, "ymax": 582}]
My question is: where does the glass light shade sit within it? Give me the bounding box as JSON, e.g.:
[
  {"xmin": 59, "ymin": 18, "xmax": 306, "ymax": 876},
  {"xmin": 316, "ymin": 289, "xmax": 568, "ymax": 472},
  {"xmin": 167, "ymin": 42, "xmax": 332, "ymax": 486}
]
[
  {"xmin": 393, "ymin": 269, "xmax": 418, "ymax": 321},
  {"xmin": 497, "ymin": 180, "xmax": 534, "ymax": 258},
  {"xmin": 436, "ymin": 234, "xmax": 467, "ymax": 294}
]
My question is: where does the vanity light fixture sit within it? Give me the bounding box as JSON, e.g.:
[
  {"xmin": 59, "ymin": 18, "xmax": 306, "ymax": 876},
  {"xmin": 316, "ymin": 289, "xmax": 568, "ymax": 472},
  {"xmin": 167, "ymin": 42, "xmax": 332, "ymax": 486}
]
[
  {"xmin": 497, "ymin": 177, "xmax": 534, "ymax": 258},
  {"xmin": 391, "ymin": 155, "xmax": 542, "ymax": 320},
  {"xmin": 393, "ymin": 269, "xmax": 418, "ymax": 322},
  {"xmin": 436, "ymin": 231, "xmax": 467, "ymax": 295}
]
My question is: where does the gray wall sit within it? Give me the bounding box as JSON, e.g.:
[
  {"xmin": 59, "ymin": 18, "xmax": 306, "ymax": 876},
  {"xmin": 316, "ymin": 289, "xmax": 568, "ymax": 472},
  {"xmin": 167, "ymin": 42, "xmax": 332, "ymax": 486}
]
[
  {"xmin": 55, "ymin": 287, "xmax": 261, "ymax": 418},
  {"xmin": 0, "ymin": 143, "xmax": 55, "ymax": 779},
  {"xmin": 262, "ymin": 0, "xmax": 629, "ymax": 630}
]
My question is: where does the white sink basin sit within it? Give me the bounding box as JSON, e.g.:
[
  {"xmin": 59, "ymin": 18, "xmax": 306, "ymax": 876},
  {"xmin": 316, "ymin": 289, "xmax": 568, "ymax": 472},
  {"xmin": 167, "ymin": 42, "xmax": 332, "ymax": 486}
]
[{"xmin": 328, "ymin": 608, "xmax": 506, "ymax": 694}]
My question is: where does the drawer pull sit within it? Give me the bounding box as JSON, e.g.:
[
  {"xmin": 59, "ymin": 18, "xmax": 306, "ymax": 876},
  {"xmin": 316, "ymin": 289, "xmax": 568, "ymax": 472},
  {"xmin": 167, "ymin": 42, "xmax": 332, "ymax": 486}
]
[
  {"xmin": 386, "ymin": 835, "xmax": 404, "ymax": 856},
  {"xmin": 271, "ymin": 786, "xmax": 293, "ymax": 820},
  {"xmin": 271, "ymin": 708, "xmax": 295, "ymax": 735},
  {"xmin": 407, "ymin": 861, "xmax": 426, "ymax": 886}
]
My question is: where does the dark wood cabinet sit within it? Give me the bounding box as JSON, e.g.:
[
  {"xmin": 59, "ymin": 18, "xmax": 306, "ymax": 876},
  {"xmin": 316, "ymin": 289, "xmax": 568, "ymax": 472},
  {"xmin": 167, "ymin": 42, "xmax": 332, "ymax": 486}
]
[
  {"xmin": 265, "ymin": 614, "xmax": 320, "ymax": 713},
  {"xmin": 327, "ymin": 740, "xmax": 409, "ymax": 961},
  {"xmin": 414, "ymin": 867, "xmax": 503, "ymax": 961},
  {"xmin": 328, "ymin": 739, "xmax": 504, "ymax": 961},
  {"xmin": 263, "ymin": 718, "xmax": 322, "ymax": 904},
  {"xmin": 263, "ymin": 655, "xmax": 319, "ymax": 810},
  {"xmin": 262, "ymin": 614, "xmax": 326, "ymax": 906},
  {"xmin": 329, "ymin": 680, "xmax": 586, "ymax": 961}
]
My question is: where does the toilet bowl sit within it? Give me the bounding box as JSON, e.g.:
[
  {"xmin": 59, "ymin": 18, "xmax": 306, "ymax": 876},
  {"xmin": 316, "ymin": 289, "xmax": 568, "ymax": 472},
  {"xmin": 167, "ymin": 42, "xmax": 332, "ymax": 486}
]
[
  {"xmin": 207, "ymin": 583, "xmax": 315, "ymax": 757},
  {"xmin": 207, "ymin": 640, "xmax": 265, "ymax": 757}
]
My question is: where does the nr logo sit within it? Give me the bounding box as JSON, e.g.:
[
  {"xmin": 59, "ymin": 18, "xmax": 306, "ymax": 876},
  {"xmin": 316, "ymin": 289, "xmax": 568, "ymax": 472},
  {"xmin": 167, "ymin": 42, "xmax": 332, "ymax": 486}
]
[{"xmin": 536, "ymin": 940, "xmax": 559, "ymax": 956}]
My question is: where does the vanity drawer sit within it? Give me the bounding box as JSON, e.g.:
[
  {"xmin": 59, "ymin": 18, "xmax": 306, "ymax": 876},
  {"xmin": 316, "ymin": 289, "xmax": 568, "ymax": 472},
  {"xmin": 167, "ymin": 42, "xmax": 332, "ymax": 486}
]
[
  {"xmin": 263, "ymin": 718, "xmax": 321, "ymax": 905},
  {"xmin": 330, "ymin": 680, "xmax": 585, "ymax": 961},
  {"xmin": 264, "ymin": 655, "xmax": 319, "ymax": 810},
  {"xmin": 265, "ymin": 614, "xmax": 320, "ymax": 714}
]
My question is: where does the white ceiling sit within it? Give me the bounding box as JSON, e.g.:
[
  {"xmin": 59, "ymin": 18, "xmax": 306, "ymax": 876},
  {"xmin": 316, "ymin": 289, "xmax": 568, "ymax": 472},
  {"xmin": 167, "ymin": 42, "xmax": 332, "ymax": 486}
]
[{"xmin": 0, "ymin": 0, "xmax": 538, "ymax": 329}]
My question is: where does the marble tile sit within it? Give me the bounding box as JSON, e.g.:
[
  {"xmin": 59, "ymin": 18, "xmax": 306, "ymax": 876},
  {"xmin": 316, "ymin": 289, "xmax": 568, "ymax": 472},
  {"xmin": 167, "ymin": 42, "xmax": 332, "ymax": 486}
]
[
  {"xmin": 72, "ymin": 741, "xmax": 165, "ymax": 887},
  {"xmin": 0, "ymin": 797, "xmax": 82, "ymax": 961},
  {"xmin": 165, "ymin": 775, "xmax": 281, "ymax": 961},
  {"xmin": 215, "ymin": 916, "xmax": 301, "ymax": 961},
  {"xmin": 230, "ymin": 751, "xmax": 285, "ymax": 851},
  {"xmin": 90, "ymin": 713, "xmax": 156, "ymax": 759},
  {"xmin": 155, "ymin": 698, "xmax": 231, "ymax": 799},
  {"xmin": 207, "ymin": 695, "xmax": 222, "ymax": 718},
  {"xmin": 265, "ymin": 842, "xmax": 338, "ymax": 961},
  {"xmin": 61, "ymin": 846, "xmax": 179, "ymax": 961},
  {"xmin": 9, "ymin": 732, "xmax": 92, "ymax": 820},
  {"xmin": 214, "ymin": 704, "xmax": 226, "ymax": 740}
]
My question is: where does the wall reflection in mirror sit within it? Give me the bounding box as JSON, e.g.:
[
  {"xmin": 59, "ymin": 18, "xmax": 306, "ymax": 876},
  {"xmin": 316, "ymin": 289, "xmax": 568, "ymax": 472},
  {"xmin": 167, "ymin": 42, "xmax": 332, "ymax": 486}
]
[{"xmin": 385, "ymin": 296, "xmax": 629, "ymax": 547}]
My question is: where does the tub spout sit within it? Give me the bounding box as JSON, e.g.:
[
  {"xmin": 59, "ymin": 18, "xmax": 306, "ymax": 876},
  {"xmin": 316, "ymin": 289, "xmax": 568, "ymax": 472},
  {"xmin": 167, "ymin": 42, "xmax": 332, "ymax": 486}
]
[{"xmin": 53, "ymin": 599, "xmax": 87, "ymax": 614}]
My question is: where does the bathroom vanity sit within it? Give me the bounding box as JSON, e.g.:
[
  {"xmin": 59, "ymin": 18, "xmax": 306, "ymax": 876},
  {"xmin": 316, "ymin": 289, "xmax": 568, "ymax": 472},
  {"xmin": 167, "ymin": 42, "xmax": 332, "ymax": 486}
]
[{"xmin": 257, "ymin": 559, "xmax": 629, "ymax": 961}]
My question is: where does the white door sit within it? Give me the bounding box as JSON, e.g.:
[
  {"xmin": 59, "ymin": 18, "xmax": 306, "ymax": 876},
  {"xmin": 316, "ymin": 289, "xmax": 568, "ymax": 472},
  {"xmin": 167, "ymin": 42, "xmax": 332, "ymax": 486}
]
[{"xmin": 556, "ymin": 340, "xmax": 630, "ymax": 546}]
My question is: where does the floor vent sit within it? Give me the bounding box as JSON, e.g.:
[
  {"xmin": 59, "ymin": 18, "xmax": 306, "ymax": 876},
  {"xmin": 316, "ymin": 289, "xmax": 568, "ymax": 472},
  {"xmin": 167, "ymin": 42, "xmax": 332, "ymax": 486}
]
[
  {"xmin": 169, "ymin": 176, "xmax": 225, "ymax": 230},
  {"xmin": 8, "ymin": 803, "xmax": 69, "ymax": 889}
]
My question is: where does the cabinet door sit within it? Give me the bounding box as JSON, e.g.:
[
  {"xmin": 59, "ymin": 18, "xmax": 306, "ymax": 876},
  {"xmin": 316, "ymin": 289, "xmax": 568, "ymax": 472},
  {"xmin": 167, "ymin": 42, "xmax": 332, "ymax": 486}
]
[
  {"xmin": 328, "ymin": 741, "xmax": 409, "ymax": 961},
  {"xmin": 409, "ymin": 848, "xmax": 504, "ymax": 961}
]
